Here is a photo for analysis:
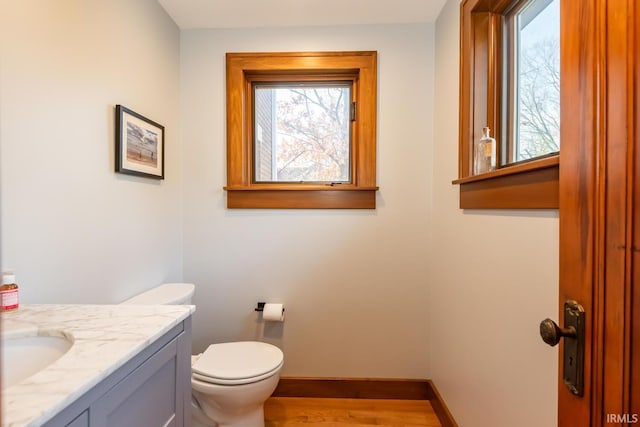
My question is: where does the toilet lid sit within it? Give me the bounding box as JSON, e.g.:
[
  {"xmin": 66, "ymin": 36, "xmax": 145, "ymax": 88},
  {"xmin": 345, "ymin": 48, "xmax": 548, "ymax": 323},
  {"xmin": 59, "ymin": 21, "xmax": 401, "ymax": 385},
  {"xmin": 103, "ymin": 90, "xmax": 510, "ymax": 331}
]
[{"xmin": 192, "ymin": 341, "xmax": 283, "ymax": 384}]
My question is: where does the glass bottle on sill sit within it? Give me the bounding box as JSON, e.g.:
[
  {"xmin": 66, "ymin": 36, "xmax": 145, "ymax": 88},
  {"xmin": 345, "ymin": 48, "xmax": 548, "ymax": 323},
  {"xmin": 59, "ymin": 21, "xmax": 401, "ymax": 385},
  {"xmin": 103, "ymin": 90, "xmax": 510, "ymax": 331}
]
[{"xmin": 473, "ymin": 126, "xmax": 496, "ymax": 175}]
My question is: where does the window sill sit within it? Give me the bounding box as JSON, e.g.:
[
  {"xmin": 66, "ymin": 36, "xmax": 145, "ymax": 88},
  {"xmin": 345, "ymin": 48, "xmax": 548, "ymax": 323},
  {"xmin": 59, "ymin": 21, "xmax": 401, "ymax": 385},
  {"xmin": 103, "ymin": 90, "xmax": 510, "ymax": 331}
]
[
  {"xmin": 452, "ymin": 155, "xmax": 559, "ymax": 209},
  {"xmin": 225, "ymin": 187, "xmax": 378, "ymax": 209}
]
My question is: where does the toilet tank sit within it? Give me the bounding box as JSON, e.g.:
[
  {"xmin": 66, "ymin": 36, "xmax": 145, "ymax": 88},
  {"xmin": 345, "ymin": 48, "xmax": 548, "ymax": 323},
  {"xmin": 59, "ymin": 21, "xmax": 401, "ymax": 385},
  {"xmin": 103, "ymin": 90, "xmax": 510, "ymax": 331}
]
[{"xmin": 121, "ymin": 283, "xmax": 195, "ymax": 305}]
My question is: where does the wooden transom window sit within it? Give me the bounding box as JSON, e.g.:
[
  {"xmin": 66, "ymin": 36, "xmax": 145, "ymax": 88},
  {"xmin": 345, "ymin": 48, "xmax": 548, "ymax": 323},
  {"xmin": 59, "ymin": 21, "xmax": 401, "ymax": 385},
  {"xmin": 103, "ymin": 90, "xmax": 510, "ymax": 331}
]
[
  {"xmin": 225, "ymin": 51, "xmax": 378, "ymax": 209},
  {"xmin": 454, "ymin": 0, "xmax": 560, "ymax": 209}
]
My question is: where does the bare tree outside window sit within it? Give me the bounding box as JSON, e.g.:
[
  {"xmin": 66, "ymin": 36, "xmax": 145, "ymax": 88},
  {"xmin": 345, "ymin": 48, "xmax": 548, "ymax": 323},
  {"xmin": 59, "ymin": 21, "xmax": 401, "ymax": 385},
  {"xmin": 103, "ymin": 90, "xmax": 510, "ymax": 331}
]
[
  {"xmin": 254, "ymin": 84, "xmax": 351, "ymax": 183},
  {"xmin": 514, "ymin": 0, "xmax": 560, "ymax": 162},
  {"xmin": 517, "ymin": 37, "xmax": 560, "ymax": 160}
]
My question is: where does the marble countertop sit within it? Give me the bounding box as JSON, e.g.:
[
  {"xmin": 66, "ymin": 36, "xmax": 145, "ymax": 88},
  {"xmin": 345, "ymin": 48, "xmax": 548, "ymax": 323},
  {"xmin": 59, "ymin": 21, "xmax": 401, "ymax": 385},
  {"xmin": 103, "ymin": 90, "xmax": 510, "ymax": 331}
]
[{"xmin": 2, "ymin": 304, "xmax": 195, "ymax": 427}]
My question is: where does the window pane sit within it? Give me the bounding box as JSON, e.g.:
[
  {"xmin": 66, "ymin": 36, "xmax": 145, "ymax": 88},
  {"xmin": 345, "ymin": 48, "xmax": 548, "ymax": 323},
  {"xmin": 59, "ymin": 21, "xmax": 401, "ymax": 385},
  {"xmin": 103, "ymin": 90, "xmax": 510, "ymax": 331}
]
[
  {"xmin": 253, "ymin": 84, "xmax": 351, "ymax": 183},
  {"xmin": 513, "ymin": 0, "xmax": 560, "ymax": 162}
]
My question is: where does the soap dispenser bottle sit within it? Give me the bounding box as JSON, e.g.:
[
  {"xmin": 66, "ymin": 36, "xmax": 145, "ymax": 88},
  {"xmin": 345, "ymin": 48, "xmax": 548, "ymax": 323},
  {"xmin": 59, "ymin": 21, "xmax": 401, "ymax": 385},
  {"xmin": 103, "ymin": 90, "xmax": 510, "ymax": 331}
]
[
  {"xmin": 473, "ymin": 126, "xmax": 497, "ymax": 174},
  {"xmin": 1, "ymin": 271, "xmax": 19, "ymax": 311}
]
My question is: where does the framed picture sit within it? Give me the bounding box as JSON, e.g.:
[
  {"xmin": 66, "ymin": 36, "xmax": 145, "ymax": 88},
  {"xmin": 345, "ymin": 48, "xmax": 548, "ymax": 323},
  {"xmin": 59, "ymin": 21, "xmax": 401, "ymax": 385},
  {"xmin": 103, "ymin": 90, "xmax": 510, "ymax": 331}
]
[{"xmin": 115, "ymin": 105, "xmax": 164, "ymax": 179}]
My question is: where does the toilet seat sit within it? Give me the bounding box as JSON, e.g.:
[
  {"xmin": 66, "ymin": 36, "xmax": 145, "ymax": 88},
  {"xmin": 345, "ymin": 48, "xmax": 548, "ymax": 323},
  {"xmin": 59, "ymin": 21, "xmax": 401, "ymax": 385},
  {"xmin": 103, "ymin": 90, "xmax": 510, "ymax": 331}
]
[{"xmin": 192, "ymin": 341, "xmax": 284, "ymax": 386}]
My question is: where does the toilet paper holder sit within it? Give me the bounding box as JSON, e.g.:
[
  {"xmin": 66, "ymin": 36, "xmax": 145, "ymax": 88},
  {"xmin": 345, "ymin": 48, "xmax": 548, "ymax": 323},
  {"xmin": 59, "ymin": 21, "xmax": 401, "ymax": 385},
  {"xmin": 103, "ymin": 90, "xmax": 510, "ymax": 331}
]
[{"xmin": 255, "ymin": 302, "xmax": 285, "ymax": 312}]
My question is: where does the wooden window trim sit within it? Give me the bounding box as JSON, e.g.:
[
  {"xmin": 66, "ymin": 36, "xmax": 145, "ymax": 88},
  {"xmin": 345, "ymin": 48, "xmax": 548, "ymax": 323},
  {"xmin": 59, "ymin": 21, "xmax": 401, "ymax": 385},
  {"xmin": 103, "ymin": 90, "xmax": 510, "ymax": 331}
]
[
  {"xmin": 225, "ymin": 51, "xmax": 378, "ymax": 209},
  {"xmin": 456, "ymin": 0, "xmax": 559, "ymax": 209}
]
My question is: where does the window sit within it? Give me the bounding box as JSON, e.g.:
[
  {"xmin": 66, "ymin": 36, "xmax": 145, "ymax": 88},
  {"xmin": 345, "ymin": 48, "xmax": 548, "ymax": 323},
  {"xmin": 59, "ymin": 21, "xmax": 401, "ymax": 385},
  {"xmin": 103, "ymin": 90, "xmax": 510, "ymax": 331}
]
[
  {"xmin": 455, "ymin": 0, "xmax": 560, "ymax": 209},
  {"xmin": 253, "ymin": 82, "xmax": 352, "ymax": 183},
  {"xmin": 225, "ymin": 51, "xmax": 378, "ymax": 209},
  {"xmin": 504, "ymin": 0, "xmax": 560, "ymax": 164}
]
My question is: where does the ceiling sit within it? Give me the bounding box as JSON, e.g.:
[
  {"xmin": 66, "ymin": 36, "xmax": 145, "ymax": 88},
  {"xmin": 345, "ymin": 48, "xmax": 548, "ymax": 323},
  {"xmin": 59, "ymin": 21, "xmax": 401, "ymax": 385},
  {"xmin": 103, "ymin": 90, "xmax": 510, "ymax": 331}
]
[{"xmin": 157, "ymin": 0, "xmax": 449, "ymax": 29}]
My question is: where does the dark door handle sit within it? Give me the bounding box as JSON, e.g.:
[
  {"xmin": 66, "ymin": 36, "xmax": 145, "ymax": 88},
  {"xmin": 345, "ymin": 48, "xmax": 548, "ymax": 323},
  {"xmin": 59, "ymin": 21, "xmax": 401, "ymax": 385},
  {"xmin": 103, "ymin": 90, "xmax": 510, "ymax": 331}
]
[
  {"xmin": 539, "ymin": 318, "xmax": 577, "ymax": 346},
  {"xmin": 539, "ymin": 300, "xmax": 585, "ymax": 396}
]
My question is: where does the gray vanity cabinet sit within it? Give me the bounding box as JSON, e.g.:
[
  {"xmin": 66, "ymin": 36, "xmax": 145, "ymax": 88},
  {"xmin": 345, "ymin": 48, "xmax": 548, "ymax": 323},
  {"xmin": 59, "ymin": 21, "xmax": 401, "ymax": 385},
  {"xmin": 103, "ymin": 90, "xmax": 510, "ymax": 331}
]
[{"xmin": 43, "ymin": 317, "xmax": 192, "ymax": 427}]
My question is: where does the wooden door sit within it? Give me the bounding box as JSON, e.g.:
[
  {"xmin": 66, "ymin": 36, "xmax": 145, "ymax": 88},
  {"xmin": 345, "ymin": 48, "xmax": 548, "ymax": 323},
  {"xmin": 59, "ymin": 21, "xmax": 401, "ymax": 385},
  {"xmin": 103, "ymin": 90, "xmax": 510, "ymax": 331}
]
[{"xmin": 559, "ymin": 0, "xmax": 639, "ymax": 425}]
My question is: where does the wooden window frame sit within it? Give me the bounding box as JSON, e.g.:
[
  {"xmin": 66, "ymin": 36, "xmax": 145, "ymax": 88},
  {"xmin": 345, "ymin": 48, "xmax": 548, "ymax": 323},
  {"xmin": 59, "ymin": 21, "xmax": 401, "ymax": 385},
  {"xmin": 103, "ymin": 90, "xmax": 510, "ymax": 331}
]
[
  {"xmin": 454, "ymin": 0, "xmax": 559, "ymax": 209},
  {"xmin": 225, "ymin": 51, "xmax": 378, "ymax": 209}
]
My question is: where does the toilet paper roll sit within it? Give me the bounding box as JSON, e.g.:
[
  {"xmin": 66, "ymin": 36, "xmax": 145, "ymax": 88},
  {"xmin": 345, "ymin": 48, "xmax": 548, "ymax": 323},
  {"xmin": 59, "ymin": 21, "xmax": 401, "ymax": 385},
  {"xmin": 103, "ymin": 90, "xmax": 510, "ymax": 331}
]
[{"xmin": 262, "ymin": 303, "xmax": 285, "ymax": 322}]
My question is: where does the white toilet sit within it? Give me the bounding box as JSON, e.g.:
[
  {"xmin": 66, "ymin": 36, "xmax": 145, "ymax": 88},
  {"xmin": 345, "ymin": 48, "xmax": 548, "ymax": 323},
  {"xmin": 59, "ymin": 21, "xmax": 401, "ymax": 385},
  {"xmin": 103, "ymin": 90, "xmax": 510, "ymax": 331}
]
[{"xmin": 122, "ymin": 283, "xmax": 284, "ymax": 427}]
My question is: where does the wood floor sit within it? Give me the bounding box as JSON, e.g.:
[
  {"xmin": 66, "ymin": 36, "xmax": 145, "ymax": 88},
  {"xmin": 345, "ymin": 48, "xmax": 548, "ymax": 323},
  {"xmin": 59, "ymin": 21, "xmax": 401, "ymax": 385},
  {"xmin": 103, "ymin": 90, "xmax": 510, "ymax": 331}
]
[{"xmin": 264, "ymin": 397, "xmax": 442, "ymax": 426}]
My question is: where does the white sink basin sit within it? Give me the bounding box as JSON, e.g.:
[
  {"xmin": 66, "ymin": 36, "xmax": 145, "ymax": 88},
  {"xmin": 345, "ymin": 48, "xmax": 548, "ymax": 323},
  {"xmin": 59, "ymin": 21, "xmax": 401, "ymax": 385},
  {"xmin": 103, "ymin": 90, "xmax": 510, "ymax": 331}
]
[{"xmin": 2, "ymin": 334, "xmax": 73, "ymax": 389}]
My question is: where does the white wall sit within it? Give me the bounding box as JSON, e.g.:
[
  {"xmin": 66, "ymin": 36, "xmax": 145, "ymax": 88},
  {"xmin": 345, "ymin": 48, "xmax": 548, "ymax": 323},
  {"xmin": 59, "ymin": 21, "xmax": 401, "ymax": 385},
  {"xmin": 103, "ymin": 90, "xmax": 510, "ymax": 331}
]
[
  {"xmin": 429, "ymin": 0, "xmax": 559, "ymax": 426},
  {"xmin": 0, "ymin": 0, "xmax": 183, "ymax": 303},
  {"xmin": 180, "ymin": 24, "xmax": 434, "ymax": 378}
]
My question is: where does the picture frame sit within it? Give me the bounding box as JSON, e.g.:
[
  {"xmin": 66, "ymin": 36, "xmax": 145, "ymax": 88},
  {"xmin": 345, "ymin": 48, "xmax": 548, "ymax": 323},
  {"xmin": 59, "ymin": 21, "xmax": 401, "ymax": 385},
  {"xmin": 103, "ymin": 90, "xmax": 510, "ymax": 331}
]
[{"xmin": 115, "ymin": 105, "xmax": 164, "ymax": 179}]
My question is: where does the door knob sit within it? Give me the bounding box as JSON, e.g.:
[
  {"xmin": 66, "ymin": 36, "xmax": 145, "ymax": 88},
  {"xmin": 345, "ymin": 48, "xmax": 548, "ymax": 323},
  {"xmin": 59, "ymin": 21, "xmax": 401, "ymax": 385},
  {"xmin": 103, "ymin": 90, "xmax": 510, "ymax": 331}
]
[
  {"xmin": 539, "ymin": 318, "xmax": 577, "ymax": 346},
  {"xmin": 539, "ymin": 300, "xmax": 585, "ymax": 396}
]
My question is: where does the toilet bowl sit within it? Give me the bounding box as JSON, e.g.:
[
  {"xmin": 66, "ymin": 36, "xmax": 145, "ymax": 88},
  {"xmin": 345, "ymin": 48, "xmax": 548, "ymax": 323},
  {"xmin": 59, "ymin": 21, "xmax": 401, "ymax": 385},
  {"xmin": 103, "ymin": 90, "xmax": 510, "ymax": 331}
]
[
  {"xmin": 191, "ymin": 341, "xmax": 283, "ymax": 427},
  {"xmin": 121, "ymin": 283, "xmax": 283, "ymax": 427}
]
